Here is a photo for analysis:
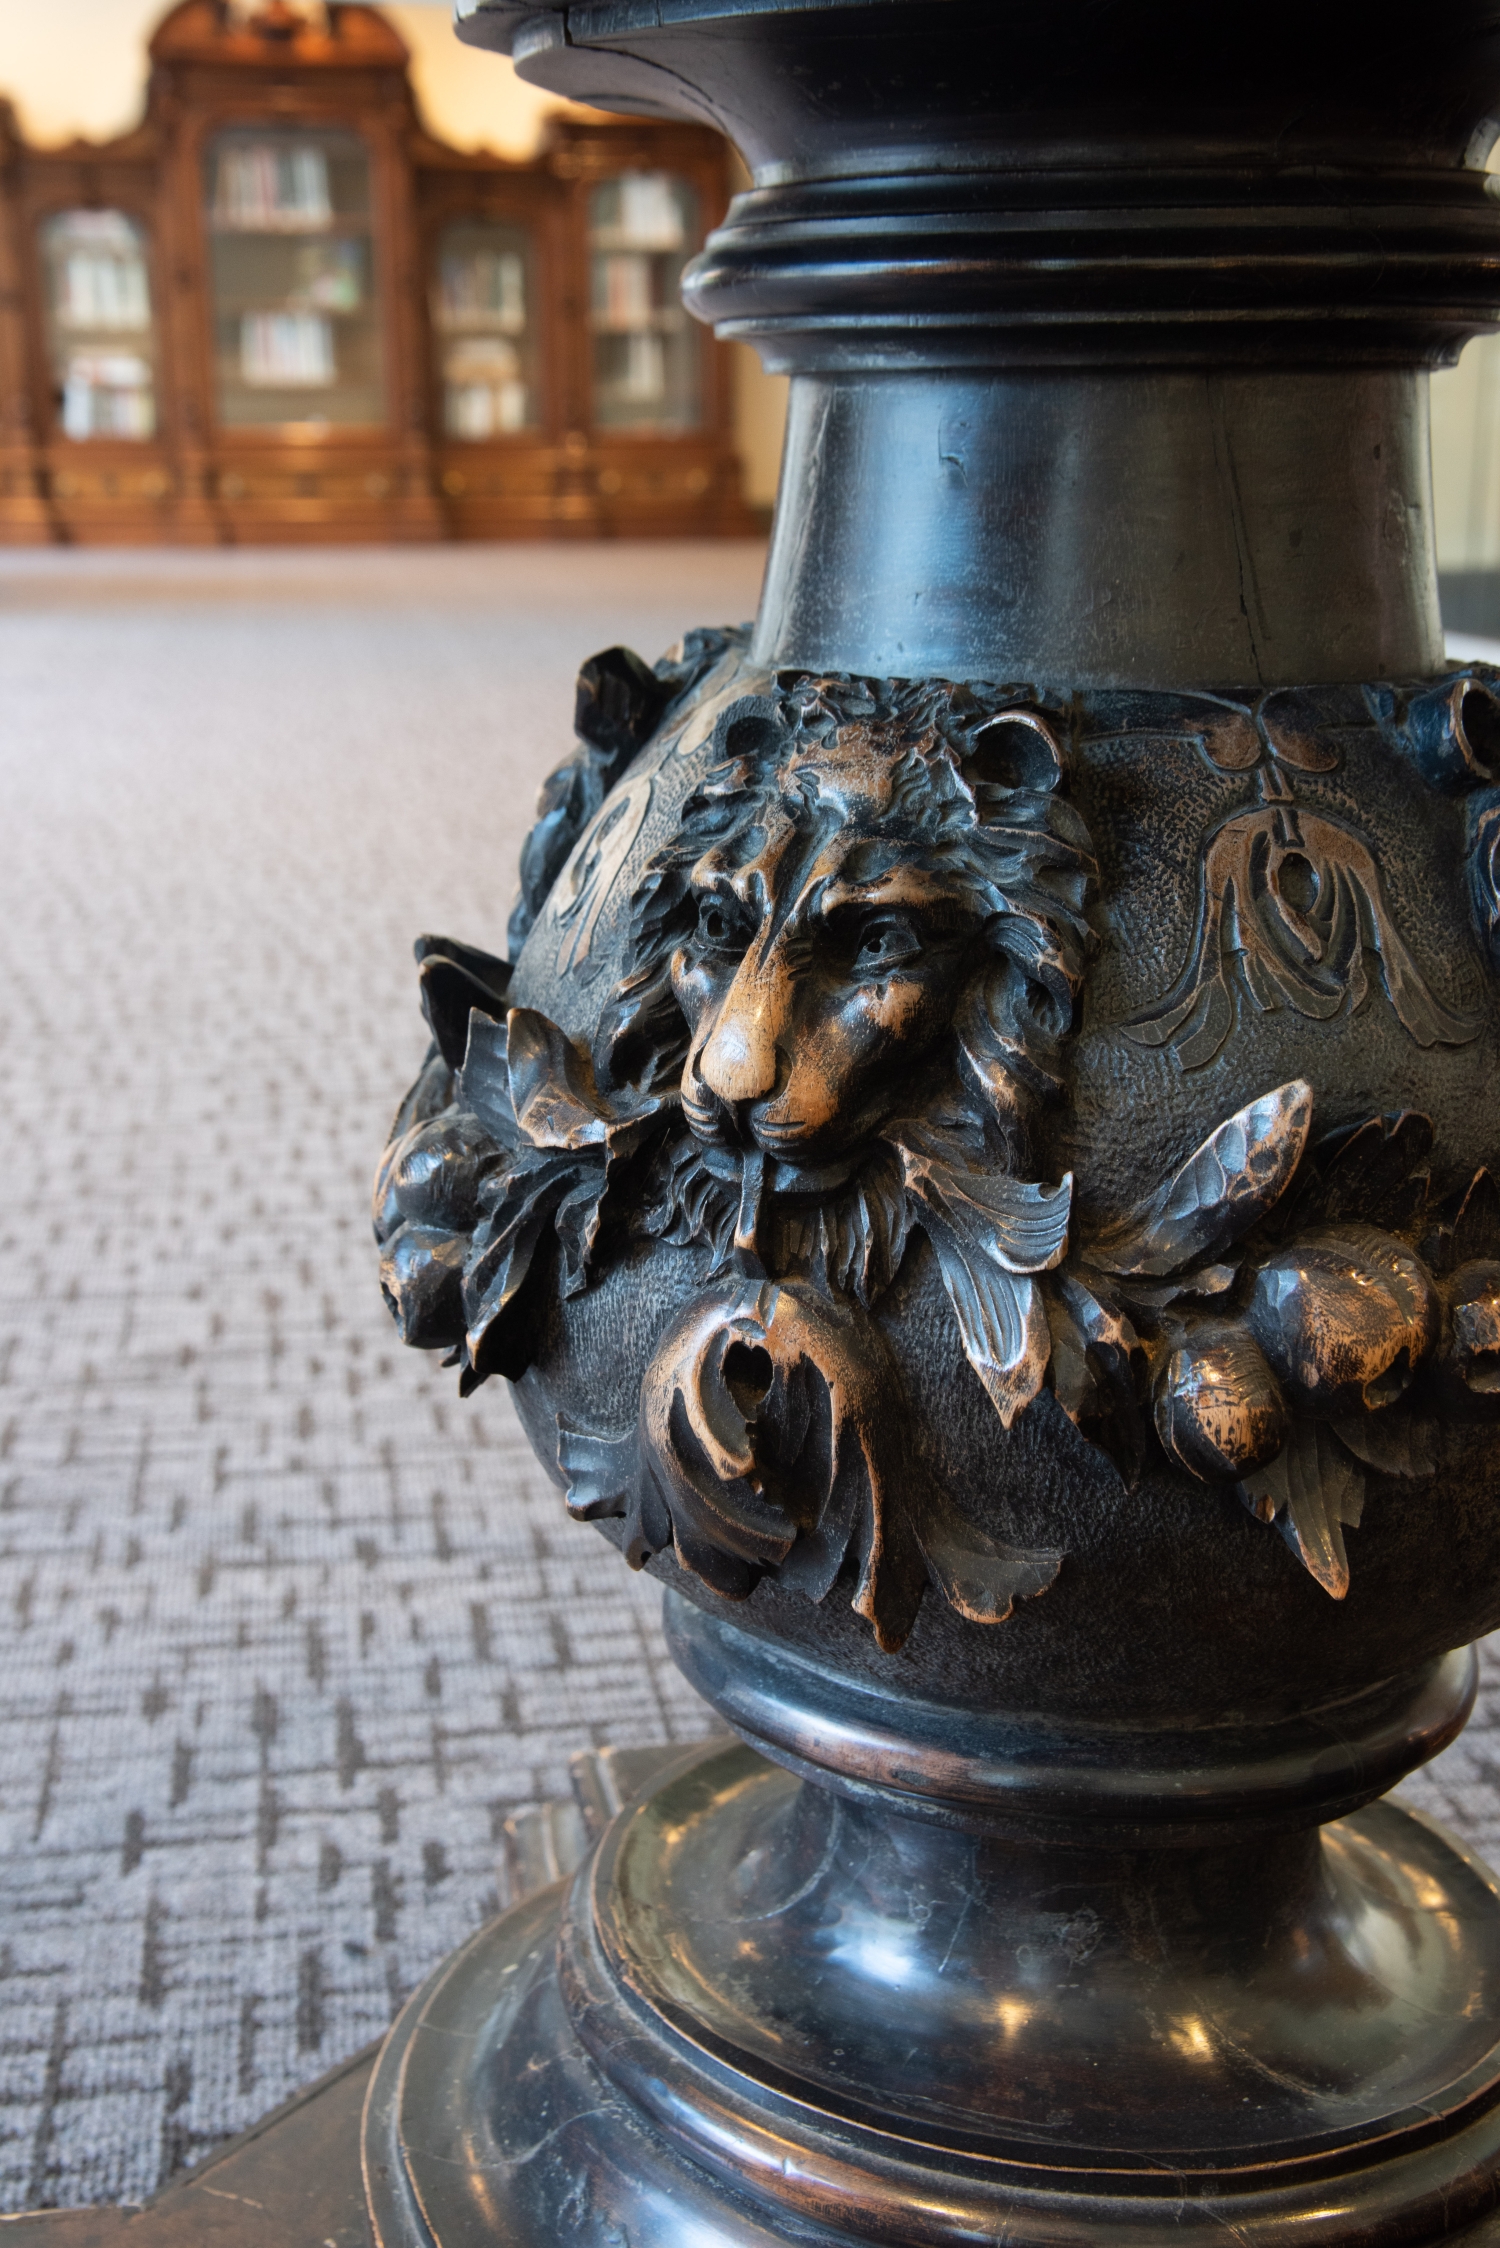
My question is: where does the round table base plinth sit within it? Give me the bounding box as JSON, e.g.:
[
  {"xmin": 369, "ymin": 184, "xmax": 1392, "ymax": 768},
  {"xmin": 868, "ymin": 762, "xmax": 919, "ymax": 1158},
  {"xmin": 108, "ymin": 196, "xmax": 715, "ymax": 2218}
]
[{"xmin": 363, "ymin": 1742, "xmax": 1500, "ymax": 2248}]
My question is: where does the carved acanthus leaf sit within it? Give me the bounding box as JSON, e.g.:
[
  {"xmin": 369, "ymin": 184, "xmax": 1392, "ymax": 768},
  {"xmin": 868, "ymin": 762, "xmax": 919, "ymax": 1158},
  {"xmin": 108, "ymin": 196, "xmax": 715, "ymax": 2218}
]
[
  {"xmin": 902, "ymin": 1152, "xmax": 1071, "ymax": 1427},
  {"xmin": 507, "ymin": 1008, "xmax": 614, "ymax": 1147},
  {"xmin": 1328, "ymin": 1409, "xmax": 1436, "ymax": 1479},
  {"xmin": 1106, "ymin": 1264, "xmax": 1238, "ymax": 1315},
  {"xmin": 1453, "ymin": 1169, "xmax": 1500, "ymax": 1266},
  {"xmin": 907, "ymin": 1480, "xmax": 1062, "ymax": 1627},
  {"xmin": 1296, "ymin": 1110, "xmax": 1434, "ymax": 1235},
  {"xmin": 462, "ymin": 1150, "xmax": 602, "ymax": 1384},
  {"xmin": 1044, "ymin": 1274, "xmax": 1145, "ymax": 1485},
  {"xmin": 901, "ymin": 1151, "xmax": 1073, "ymax": 1274},
  {"xmin": 414, "ymin": 934, "xmax": 512, "ymax": 1071},
  {"xmin": 1087, "ymin": 1079, "xmax": 1312, "ymax": 1279},
  {"xmin": 556, "ymin": 1279, "xmax": 1058, "ymax": 1652},
  {"xmin": 456, "ymin": 1005, "xmax": 670, "ymax": 1385},
  {"xmin": 456, "ymin": 1009, "xmax": 521, "ymax": 1149},
  {"xmin": 1238, "ymin": 1423, "xmax": 1366, "ymax": 1601},
  {"xmin": 922, "ymin": 1239, "xmax": 1050, "ymax": 1431}
]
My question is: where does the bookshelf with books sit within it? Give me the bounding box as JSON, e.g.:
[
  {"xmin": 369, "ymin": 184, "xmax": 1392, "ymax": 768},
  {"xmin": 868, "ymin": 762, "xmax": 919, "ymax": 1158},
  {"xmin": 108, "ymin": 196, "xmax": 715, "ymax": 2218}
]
[
  {"xmin": 42, "ymin": 211, "xmax": 158, "ymax": 442},
  {"xmin": 416, "ymin": 112, "xmax": 751, "ymax": 539},
  {"xmin": 589, "ymin": 172, "xmax": 700, "ymax": 432},
  {"xmin": 206, "ymin": 128, "xmax": 386, "ymax": 433},
  {"xmin": 1, "ymin": 105, "xmax": 176, "ymax": 541},
  {"xmin": 0, "ymin": 2, "xmax": 755, "ymax": 544},
  {"xmin": 433, "ymin": 224, "xmax": 534, "ymax": 439}
]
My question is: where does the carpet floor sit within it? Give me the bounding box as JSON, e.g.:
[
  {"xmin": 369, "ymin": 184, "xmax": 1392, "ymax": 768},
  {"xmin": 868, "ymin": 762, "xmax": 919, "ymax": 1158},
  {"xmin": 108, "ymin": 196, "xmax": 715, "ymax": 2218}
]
[
  {"xmin": 0, "ymin": 544, "xmax": 763, "ymax": 2210},
  {"xmin": 0, "ymin": 544, "xmax": 1496, "ymax": 2210}
]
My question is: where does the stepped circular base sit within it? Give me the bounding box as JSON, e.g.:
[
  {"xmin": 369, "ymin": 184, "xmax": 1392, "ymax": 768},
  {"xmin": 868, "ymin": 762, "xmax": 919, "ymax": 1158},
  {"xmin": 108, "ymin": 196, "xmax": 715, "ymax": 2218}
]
[{"xmin": 364, "ymin": 1741, "xmax": 1500, "ymax": 2247}]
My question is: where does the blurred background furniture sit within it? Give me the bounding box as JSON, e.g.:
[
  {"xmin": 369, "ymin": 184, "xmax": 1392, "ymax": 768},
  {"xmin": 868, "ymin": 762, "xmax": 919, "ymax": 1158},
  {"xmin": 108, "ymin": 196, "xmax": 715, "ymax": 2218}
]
[{"xmin": 0, "ymin": 1, "xmax": 757, "ymax": 545}]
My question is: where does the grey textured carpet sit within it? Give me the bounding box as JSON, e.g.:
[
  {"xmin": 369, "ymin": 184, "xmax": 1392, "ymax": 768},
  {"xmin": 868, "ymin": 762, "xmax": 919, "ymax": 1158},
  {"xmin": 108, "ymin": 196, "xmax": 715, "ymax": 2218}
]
[
  {"xmin": 0, "ymin": 545, "xmax": 1495, "ymax": 2212},
  {"xmin": 0, "ymin": 546, "xmax": 761, "ymax": 2211}
]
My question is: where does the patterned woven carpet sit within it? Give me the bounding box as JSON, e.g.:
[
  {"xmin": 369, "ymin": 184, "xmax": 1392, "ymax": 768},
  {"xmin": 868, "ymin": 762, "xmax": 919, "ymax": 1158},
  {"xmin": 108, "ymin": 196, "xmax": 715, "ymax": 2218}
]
[
  {"xmin": 0, "ymin": 546, "xmax": 762, "ymax": 2211},
  {"xmin": 0, "ymin": 545, "xmax": 1495, "ymax": 2212}
]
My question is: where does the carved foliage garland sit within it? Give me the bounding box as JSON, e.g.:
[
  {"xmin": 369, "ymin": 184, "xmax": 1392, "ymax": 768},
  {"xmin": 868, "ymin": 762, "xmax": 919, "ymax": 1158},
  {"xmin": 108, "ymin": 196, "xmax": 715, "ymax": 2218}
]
[
  {"xmin": 1058, "ymin": 1086, "xmax": 1500, "ymax": 1598},
  {"xmin": 374, "ymin": 654, "xmax": 1500, "ymax": 1651}
]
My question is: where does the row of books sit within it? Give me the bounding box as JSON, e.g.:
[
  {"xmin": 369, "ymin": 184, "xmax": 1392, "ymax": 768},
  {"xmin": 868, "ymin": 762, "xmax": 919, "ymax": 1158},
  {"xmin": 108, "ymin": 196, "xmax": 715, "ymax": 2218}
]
[
  {"xmin": 590, "ymin": 171, "xmax": 690, "ymax": 251},
  {"xmin": 54, "ymin": 249, "xmax": 151, "ymax": 334},
  {"xmin": 434, "ymin": 249, "xmax": 526, "ymax": 331},
  {"xmin": 444, "ymin": 377, "xmax": 531, "ymax": 438},
  {"xmin": 60, "ymin": 353, "xmax": 156, "ymax": 440},
  {"xmin": 214, "ymin": 144, "xmax": 334, "ymax": 232},
  {"xmin": 239, "ymin": 311, "xmax": 335, "ymax": 388},
  {"xmin": 600, "ymin": 330, "xmax": 670, "ymax": 403},
  {"xmin": 592, "ymin": 251, "xmax": 684, "ymax": 324}
]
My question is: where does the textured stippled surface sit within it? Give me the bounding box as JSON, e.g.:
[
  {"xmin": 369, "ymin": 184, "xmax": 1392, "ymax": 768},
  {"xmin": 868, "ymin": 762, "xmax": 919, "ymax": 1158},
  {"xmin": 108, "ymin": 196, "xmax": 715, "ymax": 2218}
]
[
  {"xmin": 0, "ymin": 545, "xmax": 1492, "ymax": 2215},
  {"xmin": 0, "ymin": 547, "xmax": 761, "ymax": 2212}
]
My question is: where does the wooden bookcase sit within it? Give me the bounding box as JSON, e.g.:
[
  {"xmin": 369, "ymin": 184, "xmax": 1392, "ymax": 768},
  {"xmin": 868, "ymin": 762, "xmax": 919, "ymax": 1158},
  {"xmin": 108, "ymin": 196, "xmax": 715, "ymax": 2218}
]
[{"xmin": 0, "ymin": 0, "xmax": 758, "ymax": 544}]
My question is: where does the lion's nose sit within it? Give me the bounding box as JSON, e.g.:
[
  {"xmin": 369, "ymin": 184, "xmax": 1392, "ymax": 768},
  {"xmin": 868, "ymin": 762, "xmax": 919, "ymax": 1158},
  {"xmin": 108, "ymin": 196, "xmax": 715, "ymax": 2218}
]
[
  {"xmin": 696, "ymin": 952, "xmax": 786, "ymax": 1109},
  {"xmin": 698, "ymin": 1004, "xmax": 779, "ymax": 1108}
]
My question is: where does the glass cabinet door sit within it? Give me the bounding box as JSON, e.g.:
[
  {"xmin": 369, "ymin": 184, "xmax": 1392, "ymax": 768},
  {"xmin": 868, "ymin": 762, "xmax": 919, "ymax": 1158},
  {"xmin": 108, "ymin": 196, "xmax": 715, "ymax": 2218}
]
[
  {"xmin": 39, "ymin": 211, "xmax": 158, "ymax": 440},
  {"xmin": 432, "ymin": 221, "xmax": 537, "ymax": 438},
  {"xmin": 588, "ymin": 172, "xmax": 701, "ymax": 431},
  {"xmin": 205, "ymin": 127, "xmax": 386, "ymax": 428}
]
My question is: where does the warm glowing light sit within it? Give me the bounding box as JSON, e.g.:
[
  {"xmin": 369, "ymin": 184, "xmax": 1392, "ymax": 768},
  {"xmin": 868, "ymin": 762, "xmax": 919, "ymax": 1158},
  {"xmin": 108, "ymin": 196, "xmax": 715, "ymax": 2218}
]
[
  {"xmin": 1167, "ymin": 2015, "xmax": 1214, "ymax": 2060},
  {"xmin": 997, "ymin": 1999, "xmax": 1032, "ymax": 2038}
]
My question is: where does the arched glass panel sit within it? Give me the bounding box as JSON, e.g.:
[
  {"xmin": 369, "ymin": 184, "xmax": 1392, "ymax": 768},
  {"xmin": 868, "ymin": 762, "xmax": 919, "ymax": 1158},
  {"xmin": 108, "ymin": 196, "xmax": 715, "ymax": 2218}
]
[
  {"xmin": 39, "ymin": 211, "xmax": 157, "ymax": 440},
  {"xmin": 432, "ymin": 221, "xmax": 538, "ymax": 438},
  {"xmin": 588, "ymin": 172, "xmax": 701, "ymax": 431},
  {"xmin": 205, "ymin": 126, "xmax": 386, "ymax": 428}
]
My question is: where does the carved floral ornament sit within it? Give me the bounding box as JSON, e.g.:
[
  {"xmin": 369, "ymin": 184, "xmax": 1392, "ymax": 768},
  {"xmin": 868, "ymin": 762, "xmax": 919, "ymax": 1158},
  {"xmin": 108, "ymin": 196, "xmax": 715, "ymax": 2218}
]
[
  {"xmin": 1127, "ymin": 675, "xmax": 1500, "ymax": 1066},
  {"xmin": 375, "ymin": 652, "xmax": 1500, "ymax": 1652}
]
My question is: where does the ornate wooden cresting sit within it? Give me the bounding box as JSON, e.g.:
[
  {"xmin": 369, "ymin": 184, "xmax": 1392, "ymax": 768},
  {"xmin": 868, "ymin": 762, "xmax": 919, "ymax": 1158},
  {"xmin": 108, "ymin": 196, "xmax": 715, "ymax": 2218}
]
[{"xmin": 368, "ymin": 4, "xmax": 1500, "ymax": 2240}]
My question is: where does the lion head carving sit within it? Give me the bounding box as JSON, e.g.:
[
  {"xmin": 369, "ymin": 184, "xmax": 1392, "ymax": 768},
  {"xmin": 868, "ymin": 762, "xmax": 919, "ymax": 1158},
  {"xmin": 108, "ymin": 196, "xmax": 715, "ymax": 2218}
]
[
  {"xmin": 377, "ymin": 672, "xmax": 1102, "ymax": 1647},
  {"xmin": 597, "ymin": 674, "xmax": 1096, "ymax": 1285}
]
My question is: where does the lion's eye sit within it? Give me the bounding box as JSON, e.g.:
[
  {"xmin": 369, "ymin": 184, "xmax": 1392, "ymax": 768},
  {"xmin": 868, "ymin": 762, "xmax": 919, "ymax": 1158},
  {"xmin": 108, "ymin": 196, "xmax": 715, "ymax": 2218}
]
[
  {"xmin": 694, "ymin": 897, "xmax": 742, "ymax": 953},
  {"xmin": 855, "ymin": 917, "xmax": 922, "ymax": 971}
]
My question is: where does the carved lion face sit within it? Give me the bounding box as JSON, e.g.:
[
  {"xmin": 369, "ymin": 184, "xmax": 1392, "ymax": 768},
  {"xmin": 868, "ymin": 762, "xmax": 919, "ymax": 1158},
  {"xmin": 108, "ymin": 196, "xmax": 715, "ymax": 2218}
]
[
  {"xmin": 604, "ymin": 677, "xmax": 1096, "ymax": 1178},
  {"xmin": 672, "ymin": 725, "xmax": 992, "ymax": 1167}
]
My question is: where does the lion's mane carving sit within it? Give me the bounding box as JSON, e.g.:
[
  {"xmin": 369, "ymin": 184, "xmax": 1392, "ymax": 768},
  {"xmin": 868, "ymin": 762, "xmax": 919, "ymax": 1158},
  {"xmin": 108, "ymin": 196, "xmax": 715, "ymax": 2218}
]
[
  {"xmin": 602, "ymin": 675, "xmax": 1093, "ymax": 1114},
  {"xmin": 597, "ymin": 674, "xmax": 1097, "ymax": 1317}
]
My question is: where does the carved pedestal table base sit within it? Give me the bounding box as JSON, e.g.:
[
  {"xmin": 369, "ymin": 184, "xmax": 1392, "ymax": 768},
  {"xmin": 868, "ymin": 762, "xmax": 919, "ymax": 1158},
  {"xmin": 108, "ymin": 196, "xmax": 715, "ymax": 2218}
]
[
  {"xmin": 366, "ymin": 1, "xmax": 1500, "ymax": 2240},
  {"xmin": 366, "ymin": 1620, "xmax": 1500, "ymax": 2247}
]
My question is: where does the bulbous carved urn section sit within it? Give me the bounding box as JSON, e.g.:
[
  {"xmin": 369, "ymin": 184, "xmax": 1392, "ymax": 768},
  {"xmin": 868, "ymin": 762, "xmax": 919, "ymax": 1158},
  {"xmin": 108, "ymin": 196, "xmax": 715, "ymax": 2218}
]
[
  {"xmin": 366, "ymin": 5, "xmax": 1500, "ymax": 2243},
  {"xmin": 377, "ymin": 652, "xmax": 1500, "ymax": 1708}
]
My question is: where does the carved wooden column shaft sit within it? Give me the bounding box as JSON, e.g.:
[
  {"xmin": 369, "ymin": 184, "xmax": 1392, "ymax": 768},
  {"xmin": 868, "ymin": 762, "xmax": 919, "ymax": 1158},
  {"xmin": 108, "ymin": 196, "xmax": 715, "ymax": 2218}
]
[{"xmin": 366, "ymin": 6, "xmax": 1500, "ymax": 2241}]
